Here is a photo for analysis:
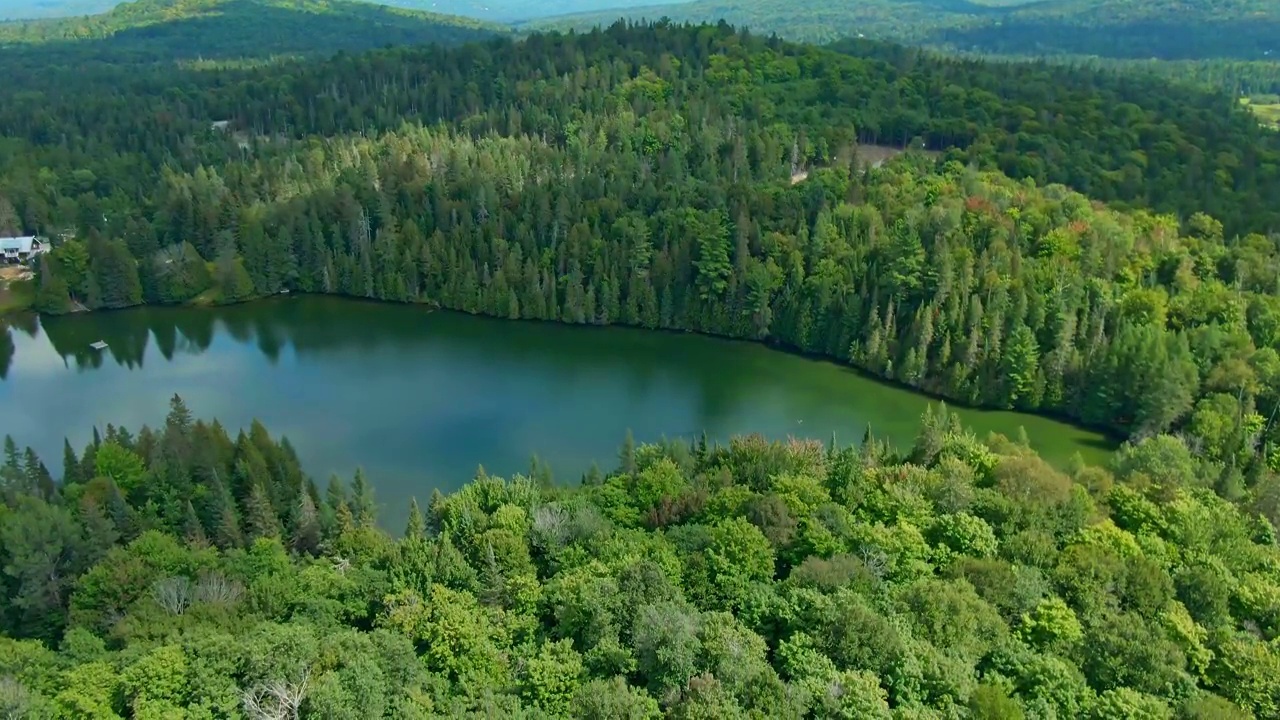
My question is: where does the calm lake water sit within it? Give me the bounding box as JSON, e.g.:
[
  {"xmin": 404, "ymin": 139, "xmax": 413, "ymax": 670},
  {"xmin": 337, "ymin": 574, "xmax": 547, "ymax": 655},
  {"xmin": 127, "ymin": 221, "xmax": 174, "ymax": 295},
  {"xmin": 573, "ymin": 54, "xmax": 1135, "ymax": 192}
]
[{"xmin": 0, "ymin": 297, "xmax": 1112, "ymax": 530}]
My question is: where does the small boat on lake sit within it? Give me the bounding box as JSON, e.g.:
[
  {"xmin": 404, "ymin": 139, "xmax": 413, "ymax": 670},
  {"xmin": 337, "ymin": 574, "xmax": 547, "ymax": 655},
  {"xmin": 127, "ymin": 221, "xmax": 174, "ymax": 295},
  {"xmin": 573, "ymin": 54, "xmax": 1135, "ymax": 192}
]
[{"xmin": 89, "ymin": 341, "xmax": 108, "ymax": 351}]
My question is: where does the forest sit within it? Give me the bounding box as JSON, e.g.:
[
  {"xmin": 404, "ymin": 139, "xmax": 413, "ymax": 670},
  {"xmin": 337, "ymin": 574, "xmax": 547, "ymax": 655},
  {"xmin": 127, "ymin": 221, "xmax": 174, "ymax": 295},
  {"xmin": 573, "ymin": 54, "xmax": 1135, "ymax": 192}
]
[
  {"xmin": 536, "ymin": 0, "xmax": 1280, "ymax": 62},
  {"xmin": 0, "ymin": 0, "xmax": 505, "ymax": 63},
  {"xmin": 1, "ymin": 5, "xmax": 1280, "ymax": 718},
  {"xmin": 1, "ymin": 398, "xmax": 1278, "ymax": 718},
  {"xmin": 2, "ymin": 23, "xmax": 1279, "ymax": 460}
]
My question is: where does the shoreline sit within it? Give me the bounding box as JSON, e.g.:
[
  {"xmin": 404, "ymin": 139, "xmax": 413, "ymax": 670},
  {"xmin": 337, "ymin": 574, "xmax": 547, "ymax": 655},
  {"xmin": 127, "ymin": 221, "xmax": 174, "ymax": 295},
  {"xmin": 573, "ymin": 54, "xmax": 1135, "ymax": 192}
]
[{"xmin": 29, "ymin": 290, "xmax": 1123, "ymax": 453}]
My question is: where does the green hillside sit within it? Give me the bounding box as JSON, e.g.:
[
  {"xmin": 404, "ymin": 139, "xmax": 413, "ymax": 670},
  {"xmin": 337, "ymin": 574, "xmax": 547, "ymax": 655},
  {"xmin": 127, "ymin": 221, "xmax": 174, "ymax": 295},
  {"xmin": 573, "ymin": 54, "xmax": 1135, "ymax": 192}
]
[
  {"xmin": 0, "ymin": 0, "xmax": 685, "ymax": 21},
  {"xmin": 940, "ymin": 0, "xmax": 1280, "ymax": 60},
  {"xmin": 0, "ymin": 0, "xmax": 119, "ymax": 20},
  {"xmin": 426, "ymin": 0, "xmax": 699, "ymax": 21},
  {"xmin": 530, "ymin": 0, "xmax": 991, "ymax": 46},
  {"xmin": 0, "ymin": 0, "xmax": 506, "ymax": 62},
  {"xmin": 532, "ymin": 0, "xmax": 1280, "ymax": 61}
]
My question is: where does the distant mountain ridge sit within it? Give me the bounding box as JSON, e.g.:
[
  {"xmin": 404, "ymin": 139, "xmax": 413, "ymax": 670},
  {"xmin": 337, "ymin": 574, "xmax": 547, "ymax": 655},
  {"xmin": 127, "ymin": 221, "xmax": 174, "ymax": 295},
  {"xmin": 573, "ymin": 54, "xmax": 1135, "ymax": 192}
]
[
  {"xmin": 0, "ymin": 0, "xmax": 507, "ymax": 61},
  {"xmin": 529, "ymin": 0, "xmax": 1280, "ymax": 61},
  {"xmin": 1, "ymin": 0, "xmax": 682, "ymax": 21}
]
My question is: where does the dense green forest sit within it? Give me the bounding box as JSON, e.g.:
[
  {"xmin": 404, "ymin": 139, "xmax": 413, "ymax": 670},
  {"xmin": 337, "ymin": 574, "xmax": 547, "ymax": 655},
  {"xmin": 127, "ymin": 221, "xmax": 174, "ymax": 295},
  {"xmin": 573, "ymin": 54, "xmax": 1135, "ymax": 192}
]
[
  {"xmin": 0, "ymin": 0, "xmax": 505, "ymax": 63},
  {"xmin": 427, "ymin": 0, "xmax": 699, "ymax": 22},
  {"xmin": 0, "ymin": 0, "xmax": 118, "ymax": 20},
  {"xmin": 3, "ymin": 23, "xmax": 1280, "ymax": 457},
  {"xmin": 2, "ymin": 400, "xmax": 1279, "ymax": 717},
  {"xmin": 531, "ymin": 0, "xmax": 1014, "ymax": 48},
  {"xmin": 535, "ymin": 0, "xmax": 1280, "ymax": 61},
  {"xmin": 937, "ymin": 0, "xmax": 1280, "ymax": 61},
  {"xmin": 0, "ymin": 0, "xmax": 676, "ymax": 21}
]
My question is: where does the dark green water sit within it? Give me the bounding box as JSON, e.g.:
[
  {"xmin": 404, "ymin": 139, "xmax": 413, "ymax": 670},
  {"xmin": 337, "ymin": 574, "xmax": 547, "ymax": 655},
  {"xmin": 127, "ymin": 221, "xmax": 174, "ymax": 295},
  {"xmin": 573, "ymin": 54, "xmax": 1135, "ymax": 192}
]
[{"xmin": 0, "ymin": 297, "xmax": 1112, "ymax": 530}]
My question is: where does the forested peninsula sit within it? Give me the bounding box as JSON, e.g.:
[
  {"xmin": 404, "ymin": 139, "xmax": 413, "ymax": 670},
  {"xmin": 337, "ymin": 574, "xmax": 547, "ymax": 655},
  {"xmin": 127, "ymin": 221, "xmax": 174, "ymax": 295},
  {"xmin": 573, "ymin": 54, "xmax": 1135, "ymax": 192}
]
[{"xmin": 2, "ymin": 398, "xmax": 1279, "ymax": 718}]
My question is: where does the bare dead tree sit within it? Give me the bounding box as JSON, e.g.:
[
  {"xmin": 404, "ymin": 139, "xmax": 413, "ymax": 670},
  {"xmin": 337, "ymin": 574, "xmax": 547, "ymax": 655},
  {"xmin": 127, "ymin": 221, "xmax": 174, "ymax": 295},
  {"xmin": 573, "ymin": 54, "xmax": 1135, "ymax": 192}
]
[
  {"xmin": 530, "ymin": 503, "xmax": 569, "ymax": 554},
  {"xmin": 860, "ymin": 546, "xmax": 890, "ymax": 581},
  {"xmin": 193, "ymin": 571, "xmax": 244, "ymax": 607},
  {"xmin": 241, "ymin": 668, "xmax": 310, "ymax": 720},
  {"xmin": 153, "ymin": 576, "xmax": 193, "ymax": 616},
  {"xmin": 0, "ymin": 675, "xmax": 35, "ymax": 719}
]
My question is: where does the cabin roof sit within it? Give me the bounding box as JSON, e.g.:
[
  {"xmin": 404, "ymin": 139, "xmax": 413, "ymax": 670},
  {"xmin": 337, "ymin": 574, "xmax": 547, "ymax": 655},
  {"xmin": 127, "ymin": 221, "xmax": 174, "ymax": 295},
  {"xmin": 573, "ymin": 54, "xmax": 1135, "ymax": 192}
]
[{"xmin": 0, "ymin": 236, "xmax": 36, "ymax": 252}]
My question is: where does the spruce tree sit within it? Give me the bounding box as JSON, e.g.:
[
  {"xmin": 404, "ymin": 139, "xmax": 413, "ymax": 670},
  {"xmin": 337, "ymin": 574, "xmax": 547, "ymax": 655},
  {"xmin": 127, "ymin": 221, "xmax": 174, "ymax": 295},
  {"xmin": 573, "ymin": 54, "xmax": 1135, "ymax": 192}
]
[
  {"xmin": 244, "ymin": 480, "xmax": 281, "ymax": 540},
  {"xmin": 80, "ymin": 499, "xmax": 119, "ymax": 562},
  {"xmin": 291, "ymin": 492, "xmax": 321, "ymax": 555},
  {"xmin": 62, "ymin": 439, "xmax": 82, "ymax": 486},
  {"xmin": 182, "ymin": 500, "xmax": 208, "ymax": 547},
  {"xmin": 478, "ymin": 542, "xmax": 507, "ymax": 607},
  {"xmin": 350, "ymin": 468, "xmax": 375, "ymax": 528},
  {"xmin": 325, "ymin": 474, "xmax": 347, "ymax": 518},
  {"xmin": 104, "ymin": 480, "xmax": 135, "ymax": 542},
  {"xmin": 213, "ymin": 487, "xmax": 243, "ymax": 549},
  {"xmin": 2, "ymin": 435, "xmax": 19, "ymax": 477},
  {"xmin": 165, "ymin": 394, "xmax": 193, "ymax": 438},
  {"xmin": 80, "ymin": 440, "xmax": 98, "ymax": 483},
  {"xmin": 405, "ymin": 497, "xmax": 427, "ymax": 541},
  {"xmin": 427, "ymin": 488, "xmax": 446, "ymax": 535},
  {"xmin": 621, "ymin": 429, "xmax": 636, "ymax": 475},
  {"xmin": 334, "ymin": 500, "xmax": 355, "ymax": 536}
]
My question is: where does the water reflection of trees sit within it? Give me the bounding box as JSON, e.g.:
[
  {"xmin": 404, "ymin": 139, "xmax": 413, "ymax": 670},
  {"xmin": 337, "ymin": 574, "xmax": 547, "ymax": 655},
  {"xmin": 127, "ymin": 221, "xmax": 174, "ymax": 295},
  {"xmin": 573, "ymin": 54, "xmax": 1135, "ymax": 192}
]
[
  {"xmin": 35, "ymin": 297, "xmax": 753, "ymax": 426},
  {"xmin": 0, "ymin": 324, "xmax": 13, "ymax": 381}
]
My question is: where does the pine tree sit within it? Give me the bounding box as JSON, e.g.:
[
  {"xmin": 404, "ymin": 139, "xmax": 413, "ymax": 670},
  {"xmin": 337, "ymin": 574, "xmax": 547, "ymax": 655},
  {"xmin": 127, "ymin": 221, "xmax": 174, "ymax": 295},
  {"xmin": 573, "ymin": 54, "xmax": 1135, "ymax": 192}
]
[
  {"xmin": 334, "ymin": 500, "xmax": 355, "ymax": 536},
  {"xmin": 291, "ymin": 492, "xmax": 321, "ymax": 555},
  {"xmin": 478, "ymin": 542, "xmax": 507, "ymax": 607},
  {"xmin": 2, "ymin": 435, "xmax": 19, "ymax": 477},
  {"xmin": 244, "ymin": 480, "xmax": 281, "ymax": 540},
  {"xmin": 405, "ymin": 497, "xmax": 427, "ymax": 541},
  {"xmin": 80, "ymin": 499, "xmax": 120, "ymax": 564},
  {"xmin": 165, "ymin": 394, "xmax": 193, "ymax": 437},
  {"xmin": 80, "ymin": 439, "xmax": 98, "ymax": 483},
  {"xmin": 182, "ymin": 499, "xmax": 208, "ymax": 547},
  {"xmin": 350, "ymin": 468, "xmax": 375, "ymax": 528},
  {"xmin": 427, "ymin": 488, "xmax": 446, "ymax": 535},
  {"xmin": 62, "ymin": 439, "xmax": 82, "ymax": 486},
  {"xmin": 213, "ymin": 486, "xmax": 243, "ymax": 549},
  {"xmin": 325, "ymin": 474, "xmax": 347, "ymax": 519},
  {"xmin": 104, "ymin": 480, "xmax": 135, "ymax": 542},
  {"xmin": 621, "ymin": 429, "xmax": 636, "ymax": 475}
]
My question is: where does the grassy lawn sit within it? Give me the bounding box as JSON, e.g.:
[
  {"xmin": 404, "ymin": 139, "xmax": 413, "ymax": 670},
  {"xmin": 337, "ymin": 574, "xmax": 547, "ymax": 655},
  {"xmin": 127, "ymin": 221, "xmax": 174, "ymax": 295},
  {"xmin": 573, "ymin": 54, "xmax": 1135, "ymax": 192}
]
[
  {"xmin": 0, "ymin": 277, "xmax": 35, "ymax": 314},
  {"xmin": 1242, "ymin": 96, "xmax": 1280, "ymax": 129}
]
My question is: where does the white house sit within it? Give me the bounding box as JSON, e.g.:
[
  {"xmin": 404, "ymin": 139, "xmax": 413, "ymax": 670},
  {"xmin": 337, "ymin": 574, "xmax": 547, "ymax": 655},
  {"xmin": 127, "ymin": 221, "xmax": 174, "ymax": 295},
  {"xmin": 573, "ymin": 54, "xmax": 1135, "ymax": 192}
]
[{"xmin": 0, "ymin": 236, "xmax": 48, "ymax": 264}]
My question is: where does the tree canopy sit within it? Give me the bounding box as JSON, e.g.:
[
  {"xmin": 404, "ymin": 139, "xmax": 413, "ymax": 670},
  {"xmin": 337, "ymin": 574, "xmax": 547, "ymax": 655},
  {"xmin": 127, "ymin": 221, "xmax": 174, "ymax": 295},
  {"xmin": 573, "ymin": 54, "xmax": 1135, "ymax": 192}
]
[{"xmin": 2, "ymin": 400, "xmax": 1278, "ymax": 718}]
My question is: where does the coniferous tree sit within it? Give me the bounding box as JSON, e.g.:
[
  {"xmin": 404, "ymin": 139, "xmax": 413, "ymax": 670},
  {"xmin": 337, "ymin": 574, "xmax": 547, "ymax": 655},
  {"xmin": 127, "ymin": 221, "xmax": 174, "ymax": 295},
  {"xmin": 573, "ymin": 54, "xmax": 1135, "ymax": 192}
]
[
  {"xmin": 350, "ymin": 468, "xmax": 375, "ymax": 528},
  {"xmin": 291, "ymin": 492, "xmax": 321, "ymax": 555},
  {"xmin": 181, "ymin": 499, "xmax": 208, "ymax": 547},
  {"xmin": 621, "ymin": 429, "xmax": 637, "ymax": 475},
  {"xmin": 103, "ymin": 480, "xmax": 135, "ymax": 543},
  {"xmin": 62, "ymin": 439, "xmax": 82, "ymax": 487},
  {"xmin": 405, "ymin": 497, "xmax": 427, "ymax": 541},
  {"xmin": 212, "ymin": 486, "xmax": 243, "ymax": 549},
  {"xmin": 334, "ymin": 500, "xmax": 355, "ymax": 536},
  {"xmin": 325, "ymin": 475, "xmax": 347, "ymax": 519},
  {"xmin": 244, "ymin": 480, "xmax": 281, "ymax": 540},
  {"xmin": 78, "ymin": 499, "xmax": 118, "ymax": 567}
]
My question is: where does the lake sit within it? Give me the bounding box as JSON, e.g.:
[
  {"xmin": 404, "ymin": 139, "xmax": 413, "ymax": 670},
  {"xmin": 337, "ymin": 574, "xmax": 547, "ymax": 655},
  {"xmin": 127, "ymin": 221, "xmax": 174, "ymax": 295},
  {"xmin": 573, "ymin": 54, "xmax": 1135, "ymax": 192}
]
[{"xmin": 0, "ymin": 297, "xmax": 1112, "ymax": 530}]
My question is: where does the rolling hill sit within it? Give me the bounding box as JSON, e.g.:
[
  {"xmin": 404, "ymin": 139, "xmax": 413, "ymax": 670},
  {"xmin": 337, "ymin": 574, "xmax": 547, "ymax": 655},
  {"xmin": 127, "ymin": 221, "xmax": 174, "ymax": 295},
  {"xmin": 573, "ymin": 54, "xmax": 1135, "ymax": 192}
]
[
  {"xmin": 530, "ymin": 0, "xmax": 1280, "ymax": 61},
  {"xmin": 0, "ymin": 0, "xmax": 680, "ymax": 21},
  {"xmin": 529, "ymin": 0, "xmax": 998, "ymax": 46},
  {"xmin": 0, "ymin": 0, "xmax": 507, "ymax": 61},
  {"xmin": 1, "ymin": 0, "xmax": 119, "ymax": 20},
  {"xmin": 938, "ymin": 0, "xmax": 1280, "ymax": 60},
  {"xmin": 423, "ymin": 0, "xmax": 696, "ymax": 22}
]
